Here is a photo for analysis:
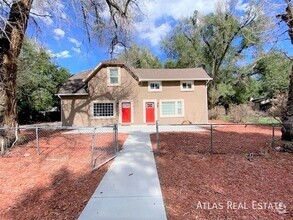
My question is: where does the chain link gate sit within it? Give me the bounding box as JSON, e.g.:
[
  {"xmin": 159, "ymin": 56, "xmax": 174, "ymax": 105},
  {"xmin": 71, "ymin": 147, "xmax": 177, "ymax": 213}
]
[{"xmin": 91, "ymin": 124, "xmax": 118, "ymax": 171}]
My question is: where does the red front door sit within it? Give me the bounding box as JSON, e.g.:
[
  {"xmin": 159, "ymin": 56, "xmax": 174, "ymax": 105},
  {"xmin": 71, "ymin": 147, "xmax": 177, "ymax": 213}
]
[
  {"xmin": 122, "ymin": 102, "xmax": 131, "ymax": 123},
  {"xmin": 145, "ymin": 102, "xmax": 155, "ymax": 124}
]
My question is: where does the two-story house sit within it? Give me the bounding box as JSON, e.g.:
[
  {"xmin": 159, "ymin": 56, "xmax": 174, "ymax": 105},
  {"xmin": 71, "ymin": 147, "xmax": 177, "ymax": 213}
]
[{"xmin": 58, "ymin": 60, "xmax": 212, "ymax": 126}]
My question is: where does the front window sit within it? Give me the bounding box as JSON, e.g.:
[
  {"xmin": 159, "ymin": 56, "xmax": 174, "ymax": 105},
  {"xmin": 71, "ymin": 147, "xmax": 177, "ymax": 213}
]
[
  {"xmin": 93, "ymin": 101, "xmax": 115, "ymax": 118},
  {"xmin": 160, "ymin": 100, "xmax": 184, "ymax": 117},
  {"xmin": 148, "ymin": 81, "xmax": 162, "ymax": 92},
  {"xmin": 108, "ymin": 68, "xmax": 120, "ymax": 86},
  {"xmin": 181, "ymin": 81, "xmax": 194, "ymax": 91}
]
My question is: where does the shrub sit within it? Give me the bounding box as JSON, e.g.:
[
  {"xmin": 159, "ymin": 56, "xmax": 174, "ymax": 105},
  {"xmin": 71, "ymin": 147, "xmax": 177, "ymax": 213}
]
[
  {"xmin": 209, "ymin": 106, "xmax": 225, "ymax": 120},
  {"xmin": 269, "ymin": 93, "xmax": 287, "ymax": 118},
  {"xmin": 229, "ymin": 104, "xmax": 257, "ymax": 123}
]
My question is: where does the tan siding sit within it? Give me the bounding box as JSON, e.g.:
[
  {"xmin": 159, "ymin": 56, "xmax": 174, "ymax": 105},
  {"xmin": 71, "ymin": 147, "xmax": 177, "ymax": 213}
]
[{"xmin": 61, "ymin": 67, "xmax": 209, "ymax": 126}]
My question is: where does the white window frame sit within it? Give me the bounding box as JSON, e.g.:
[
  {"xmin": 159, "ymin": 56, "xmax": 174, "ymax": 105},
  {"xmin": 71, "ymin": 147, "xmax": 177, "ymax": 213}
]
[
  {"xmin": 180, "ymin": 81, "xmax": 194, "ymax": 91},
  {"xmin": 107, "ymin": 67, "xmax": 121, "ymax": 86},
  {"xmin": 148, "ymin": 81, "xmax": 162, "ymax": 92},
  {"xmin": 91, "ymin": 100, "xmax": 116, "ymax": 119},
  {"xmin": 160, "ymin": 99, "xmax": 184, "ymax": 118}
]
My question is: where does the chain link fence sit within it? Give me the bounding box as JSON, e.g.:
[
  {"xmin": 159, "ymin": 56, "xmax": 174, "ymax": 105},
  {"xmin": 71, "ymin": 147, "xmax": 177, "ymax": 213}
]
[
  {"xmin": 154, "ymin": 121, "xmax": 283, "ymax": 155},
  {"xmin": 0, "ymin": 125, "xmax": 119, "ymax": 171}
]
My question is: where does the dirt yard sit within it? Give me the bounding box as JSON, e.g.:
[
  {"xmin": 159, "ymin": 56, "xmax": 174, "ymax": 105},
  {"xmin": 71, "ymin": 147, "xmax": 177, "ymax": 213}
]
[
  {"xmin": 0, "ymin": 130, "xmax": 127, "ymax": 219},
  {"xmin": 151, "ymin": 124, "xmax": 293, "ymax": 220}
]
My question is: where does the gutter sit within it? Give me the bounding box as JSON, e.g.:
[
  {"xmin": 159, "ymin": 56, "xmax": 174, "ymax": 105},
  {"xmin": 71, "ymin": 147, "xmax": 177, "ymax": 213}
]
[
  {"xmin": 56, "ymin": 93, "xmax": 89, "ymax": 97},
  {"xmin": 139, "ymin": 78, "xmax": 213, "ymax": 82}
]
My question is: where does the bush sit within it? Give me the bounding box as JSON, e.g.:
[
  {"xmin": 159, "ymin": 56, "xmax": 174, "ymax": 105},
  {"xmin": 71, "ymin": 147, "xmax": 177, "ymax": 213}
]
[
  {"xmin": 269, "ymin": 93, "xmax": 287, "ymax": 118},
  {"xmin": 209, "ymin": 106, "xmax": 225, "ymax": 120},
  {"xmin": 229, "ymin": 104, "xmax": 257, "ymax": 123}
]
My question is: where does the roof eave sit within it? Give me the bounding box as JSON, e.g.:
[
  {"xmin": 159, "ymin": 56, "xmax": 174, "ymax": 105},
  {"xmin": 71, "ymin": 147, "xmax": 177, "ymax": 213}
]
[
  {"xmin": 83, "ymin": 62, "xmax": 103, "ymax": 83},
  {"xmin": 138, "ymin": 78, "xmax": 213, "ymax": 82},
  {"xmin": 56, "ymin": 93, "xmax": 89, "ymax": 97}
]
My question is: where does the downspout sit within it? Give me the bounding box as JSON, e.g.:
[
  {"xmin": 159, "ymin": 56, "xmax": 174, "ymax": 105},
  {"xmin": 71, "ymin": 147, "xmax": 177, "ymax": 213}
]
[
  {"xmin": 56, "ymin": 94, "xmax": 62, "ymax": 126},
  {"xmin": 205, "ymin": 80, "xmax": 212, "ymax": 123}
]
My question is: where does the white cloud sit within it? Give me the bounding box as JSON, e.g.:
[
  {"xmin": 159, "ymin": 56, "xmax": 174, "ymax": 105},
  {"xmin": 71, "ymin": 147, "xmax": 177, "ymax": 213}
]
[
  {"xmin": 53, "ymin": 28, "xmax": 65, "ymax": 40},
  {"xmin": 135, "ymin": 0, "xmax": 221, "ymax": 46},
  {"xmin": 137, "ymin": 22, "xmax": 171, "ymax": 46},
  {"xmin": 135, "ymin": 0, "xmax": 247, "ymax": 46},
  {"xmin": 72, "ymin": 47, "xmax": 81, "ymax": 54},
  {"xmin": 68, "ymin": 37, "xmax": 82, "ymax": 48},
  {"xmin": 31, "ymin": 0, "xmax": 66, "ymax": 26},
  {"xmin": 48, "ymin": 50, "xmax": 71, "ymax": 59}
]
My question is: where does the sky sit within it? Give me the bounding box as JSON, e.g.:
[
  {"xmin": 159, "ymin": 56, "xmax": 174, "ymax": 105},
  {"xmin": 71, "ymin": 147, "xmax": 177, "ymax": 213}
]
[{"xmin": 24, "ymin": 0, "xmax": 291, "ymax": 75}]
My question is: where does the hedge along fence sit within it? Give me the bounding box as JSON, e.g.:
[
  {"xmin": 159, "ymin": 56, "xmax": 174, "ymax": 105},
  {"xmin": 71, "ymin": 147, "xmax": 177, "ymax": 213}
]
[
  {"xmin": 0, "ymin": 125, "xmax": 119, "ymax": 171},
  {"xmin": 154, "ymin": 121, "xmax": 283, "ymax": 156}
]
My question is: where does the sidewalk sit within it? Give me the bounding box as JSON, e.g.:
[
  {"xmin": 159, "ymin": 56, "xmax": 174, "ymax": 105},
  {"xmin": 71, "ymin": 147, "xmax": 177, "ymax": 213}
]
[{"xmin": 78, "ymin": 131, "xmax": 167, "ymax": 220}]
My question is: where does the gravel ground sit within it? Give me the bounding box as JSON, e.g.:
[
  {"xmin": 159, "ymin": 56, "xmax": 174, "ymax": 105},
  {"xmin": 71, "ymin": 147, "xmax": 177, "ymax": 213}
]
[
  {"xmin": 151, "ymin": 123, "xmax": 293, "ymax": 220},
  {"xmin": 0, "ymin": 132, "xmax": 127, "ymax": 219}
]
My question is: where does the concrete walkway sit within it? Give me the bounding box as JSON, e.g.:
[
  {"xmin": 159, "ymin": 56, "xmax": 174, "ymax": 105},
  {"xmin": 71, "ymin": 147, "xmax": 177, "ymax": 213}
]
[{"xmin": 78, "ymin": 130, "xmax": 167, "ymax": 220}]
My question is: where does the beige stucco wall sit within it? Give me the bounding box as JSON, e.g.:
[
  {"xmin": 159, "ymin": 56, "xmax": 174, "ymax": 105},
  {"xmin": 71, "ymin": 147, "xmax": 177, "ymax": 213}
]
[
  {"xmin": 133, "ymin": 81, "xmax": 208, "ymax": 124},
  {"xmin": 61, "ymin": 66, "xmax": 209, "ymax": 126}
]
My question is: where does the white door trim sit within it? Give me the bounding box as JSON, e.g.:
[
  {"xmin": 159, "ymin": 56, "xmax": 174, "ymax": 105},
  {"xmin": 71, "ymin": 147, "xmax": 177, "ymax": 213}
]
[
  {"xmin": 143, "ymin": 99, "xmax": 157, "ymax": 124},
  {"xmin": 119, "ymin": 100, "xmax": 133, "ymax": 124}
]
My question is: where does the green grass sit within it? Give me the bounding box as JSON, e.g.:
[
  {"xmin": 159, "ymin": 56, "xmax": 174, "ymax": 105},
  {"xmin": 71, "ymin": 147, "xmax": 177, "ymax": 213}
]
[
  {"xmin": 244, "ymin": 117, "xmax": 280, "ymax": 124},
  {"xmin": 216, "ymin": 115, "xmax": 280, "ymax": 124}
]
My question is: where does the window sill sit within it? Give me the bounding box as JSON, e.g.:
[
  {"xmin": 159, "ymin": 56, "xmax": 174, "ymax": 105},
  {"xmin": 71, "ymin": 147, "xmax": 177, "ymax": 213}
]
[
  {"xmin": 148, "ymin": 90, "xmax": 162, "ymax": 92},
  {"xmin": 90, "ymin": 116, "xmax": 116, "ymax": 120},
  {"xmin": 160, "ymin": 115, "xmax": 184, "ymax": 118},
  {"xmin": 180, "ymin": 89, "xmax": 194, "ymax": 92},
  {"xmin": 107, "ymin": 84, "xmax": 121, "ymax": 87}
]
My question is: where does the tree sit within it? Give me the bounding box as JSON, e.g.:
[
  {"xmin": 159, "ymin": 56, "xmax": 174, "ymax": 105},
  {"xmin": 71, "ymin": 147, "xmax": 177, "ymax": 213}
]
[
  {"xmin": 118, "ymin": 44, "xmax": 162, "ymax": 68},
  {"xmin": 17, "ymin": 38, "xmax": 70, "ymax": 123},
  {"xmin": 162, "ymin": 1, "xmax": 269, "ymax": 108},
  {"xmin": 277, "ymin": 0, "xmax": 293, "ymax": 141},
  {"xmin": 253, "ymin": 51, "xmax": 291, "ymax": 97},
  {"xmin": 0, "ymin": 0, "xmax": 140, "ymax": 148}
]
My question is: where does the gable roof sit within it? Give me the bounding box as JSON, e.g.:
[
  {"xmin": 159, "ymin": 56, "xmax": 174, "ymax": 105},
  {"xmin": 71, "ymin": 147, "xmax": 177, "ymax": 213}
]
[
  {"xmin": 83, "ymin": 59, "xmax": 138, "ymax": 83},
  {"xmin": 58, "ymin": 60, "xmax": 212, "ymax": 95},
  {"xmin": 58, "ymin": 70, "xmax": 90, "ymax": 95}
]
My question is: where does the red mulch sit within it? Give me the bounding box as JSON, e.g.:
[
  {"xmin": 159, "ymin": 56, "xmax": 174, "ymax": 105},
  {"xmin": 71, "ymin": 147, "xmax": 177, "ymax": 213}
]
[
  {"xmin": 151, "ymin": 124, "xmax": 293, "ymax": 220},
  {"xmin": 0, "ymin": 131, "xmax": 127, "ymax": 219}
]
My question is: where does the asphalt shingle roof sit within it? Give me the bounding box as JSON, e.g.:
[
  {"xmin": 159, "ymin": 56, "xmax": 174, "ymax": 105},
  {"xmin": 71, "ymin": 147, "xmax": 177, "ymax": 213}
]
[{"xmin": 58, "ymin": 60, "xmax": 211, "ymax": 95}]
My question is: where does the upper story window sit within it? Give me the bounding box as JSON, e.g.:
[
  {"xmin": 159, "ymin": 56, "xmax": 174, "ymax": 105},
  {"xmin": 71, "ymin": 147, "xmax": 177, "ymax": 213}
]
[
  {"xmin": 108, "ymin": 67, "xmax": 121, "ymax": 86},
  {"xmin": 181, "ymin": 81, "xmax": 194, "ymax": 91},
  {"xmin": 148, "ymin": 81, "xmax": 162, "ymax": 92}
]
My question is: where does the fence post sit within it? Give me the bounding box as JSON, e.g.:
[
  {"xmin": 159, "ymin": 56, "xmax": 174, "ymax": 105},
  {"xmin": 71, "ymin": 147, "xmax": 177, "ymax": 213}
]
[
  {"xmin": 210, "ymin": 124, "xmax": 213, "ymax": 154},
  {"xmin": 272, "ymin": 125, "xmax": 275, "ymax": 149},
  {"xmin": 114, "ymin": 124, "xmax": 118, "ymax": 154},
  {"xmin": 36, "ymin": 126, "xmax": 40, "ymax": 155},
  {"xmin": 156, "ymin": 120, "xmax": 160, "ymax": 155},
  {"xmin": 90, "ymin": 127, "xmax": 96, "ymax": 172}
]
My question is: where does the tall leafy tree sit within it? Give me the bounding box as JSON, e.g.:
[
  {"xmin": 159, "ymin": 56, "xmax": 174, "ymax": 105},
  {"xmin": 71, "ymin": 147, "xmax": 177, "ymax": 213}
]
[
  {"xmin": 253, "ymin": 51, "xmax": 291, "ymax": 96},
  {"xmin": 277, "ymin": 0, "xmax": 293, "ymax": 141},
  {"xmin": 17, "ymin": 38, "xmax": 70, "ymax": 123},
  {"xmin": 0, "ymin": 0, "xmax": 141, "ymax": 148},
  {"xmin": 118, "ymin": 44, "xmax": 162, "ymax": 68},
  {"xmin": 162, "ymin": 1, "xmax": 269, "ymax": 107}
]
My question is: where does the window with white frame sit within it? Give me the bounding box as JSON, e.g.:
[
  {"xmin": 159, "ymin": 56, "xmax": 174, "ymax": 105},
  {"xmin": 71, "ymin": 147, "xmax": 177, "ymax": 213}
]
[
  {"xmin": 160, "ymin": 100, "xmax": 184, "ymax": 117},
  {"xmin": 181, "ymin": 81, "xmax": 194, "ymax": 91},
  {"xmin": 93, "ymin": 101, "xmax": 115, "ymax": 117},
  {"xmin": 108, "ymin": 68, "xmax": 120, "ymax": 86},
  {"xmin": 148, "ymin": 81, "xmax": 162, "ymax": 92}
]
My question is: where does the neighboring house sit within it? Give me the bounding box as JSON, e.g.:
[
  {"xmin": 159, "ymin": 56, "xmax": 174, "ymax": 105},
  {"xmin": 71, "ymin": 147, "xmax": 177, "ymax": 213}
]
[
  {"xmin": 58, "ymin": 60, "xmax": 212, "ymax": 126},
  {"xmin": 251, "ymin": 97, "xmax": 272, "ymax": 112}
]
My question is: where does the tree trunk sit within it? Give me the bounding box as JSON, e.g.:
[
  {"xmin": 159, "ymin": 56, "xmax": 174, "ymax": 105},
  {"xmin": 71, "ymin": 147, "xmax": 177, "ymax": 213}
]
[
  {"xmin": 0, "ymin": 0, "xmax": 33, "ymax": 152},
  {"xmin": 282, "ymin": 64, "xmax": 293, "ymax": 140},
  {"xmin": 277, "ymin": 2, "xmax": 293, "ymax": 143}
]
